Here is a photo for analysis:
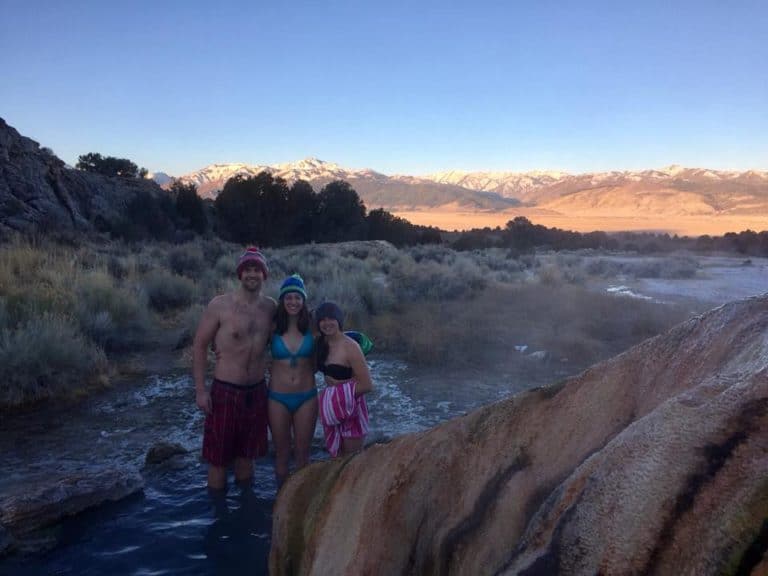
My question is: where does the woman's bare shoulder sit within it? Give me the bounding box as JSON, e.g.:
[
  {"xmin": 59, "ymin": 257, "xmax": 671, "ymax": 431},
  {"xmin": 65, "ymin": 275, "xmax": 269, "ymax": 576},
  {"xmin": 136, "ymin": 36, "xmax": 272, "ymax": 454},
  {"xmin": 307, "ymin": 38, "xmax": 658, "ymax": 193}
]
[{"xmin": 343, "ymin": 334, "xmax": 366, "ymax": 357}]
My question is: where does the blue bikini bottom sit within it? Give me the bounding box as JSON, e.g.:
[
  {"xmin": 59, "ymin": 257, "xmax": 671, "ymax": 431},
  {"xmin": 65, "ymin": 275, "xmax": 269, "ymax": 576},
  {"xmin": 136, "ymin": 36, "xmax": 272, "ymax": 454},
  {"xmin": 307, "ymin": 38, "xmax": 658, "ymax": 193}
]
[{"xmin": 268, "ymin": 388, "xmax": 318, "ymax": 414}]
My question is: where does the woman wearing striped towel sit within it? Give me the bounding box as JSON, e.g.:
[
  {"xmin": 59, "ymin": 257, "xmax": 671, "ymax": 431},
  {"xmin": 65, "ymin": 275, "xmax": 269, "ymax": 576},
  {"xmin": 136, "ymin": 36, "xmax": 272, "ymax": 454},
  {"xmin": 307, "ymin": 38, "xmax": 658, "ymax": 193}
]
[{"xmin": 314, "ymin": 302, "xmax": 373, "ymax": 457}]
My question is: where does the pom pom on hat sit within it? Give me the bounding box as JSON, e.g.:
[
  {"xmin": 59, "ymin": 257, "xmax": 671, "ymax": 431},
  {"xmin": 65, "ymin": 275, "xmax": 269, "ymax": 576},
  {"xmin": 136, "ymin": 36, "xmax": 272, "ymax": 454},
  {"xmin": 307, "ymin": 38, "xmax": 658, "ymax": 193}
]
[
  {"xmin": 236, "ymin": 247, "xmax": 268, "ymax": 279},
  {"xmin": 279, "ymin": 274, "xmax": 307, "ymax": 300}
]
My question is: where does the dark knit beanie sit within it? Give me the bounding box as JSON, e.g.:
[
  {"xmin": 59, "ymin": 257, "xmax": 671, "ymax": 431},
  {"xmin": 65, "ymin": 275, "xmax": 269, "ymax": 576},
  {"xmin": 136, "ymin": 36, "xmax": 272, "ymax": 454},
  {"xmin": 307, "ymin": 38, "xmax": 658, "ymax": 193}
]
[{"xmin": 314, "ymin": 301, "xmax": 344, "ymax": 331}]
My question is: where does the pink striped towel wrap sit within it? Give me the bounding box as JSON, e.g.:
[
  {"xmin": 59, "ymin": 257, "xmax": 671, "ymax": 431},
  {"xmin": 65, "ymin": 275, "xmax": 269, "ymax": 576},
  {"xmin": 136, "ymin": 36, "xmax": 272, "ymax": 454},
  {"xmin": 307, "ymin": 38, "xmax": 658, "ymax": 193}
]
[{"xmin": 319, "ymin": 380, "xmax": 369, "ymax": 457}]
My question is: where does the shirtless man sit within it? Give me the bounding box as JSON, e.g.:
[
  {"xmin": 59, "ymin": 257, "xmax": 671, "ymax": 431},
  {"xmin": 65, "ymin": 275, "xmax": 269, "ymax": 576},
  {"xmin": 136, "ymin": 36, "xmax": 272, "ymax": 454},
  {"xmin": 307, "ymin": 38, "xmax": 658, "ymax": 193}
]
[{"xmin": 193, "ymin": 247, "xmax": 277, "ymax": 490}]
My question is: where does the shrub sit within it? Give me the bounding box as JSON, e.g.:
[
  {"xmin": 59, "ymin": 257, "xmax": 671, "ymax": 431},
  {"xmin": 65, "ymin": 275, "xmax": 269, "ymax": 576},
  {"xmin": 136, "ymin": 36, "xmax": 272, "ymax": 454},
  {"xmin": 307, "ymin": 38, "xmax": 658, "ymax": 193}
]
[
  {"xmin": 143, "ymin": 271, "xmax": 196, "ymax": 312},
  {"xmin": 76, "ymin": 272, "xmax": 150, "ymax": 352},
  {"xmin": 133, "ymin": 252, "xmax": 156, "ymax": 275},
  {"xmin": 306, "ymin": 266, "xmax": 373, "ymax": 321},
  {"xmin": 655, "ymin": 256, "xmax": 699, "ymax": 279},
  {"xmin": 536, "ymin": 263, "xmax": 584, "ymax": 286},
  {"xmin": 339, "ymin": 244, "xmax": 372, "ymax": 260},
  {"xmin": 174, "ymin": 303, "xmax": 206, "ymax": 352},
  {"xmin": 201, "ymin": 237, "xmax": 232, "ymax": 264},
  {"xmin": 167, "ymin": 244, "xmax": 206, "ymax": 277},
  {"xmin": 371, "ymin": 302, "xmax": 455, "ymax": 363},
  {"xmin": 469, "ymin": 248, "xmax": 526, "ymax": 275},
  {"xmin": 406, "ymin": 244, "xmax": 457, "ymax": 265},
  {"xmin": 107, "ymin": 255, "xmax": 130, "ymax": 280},
  {"xmin": 179, "ymin": 303, "xmax": 204, "ymax": 333},
  {"xmin": 389, "ymin": 256, "xmax": 484, "ymax": 302},
  {"xmin": 211, "ymin": 253, "xmax": 233, "ymax": 279},
  {"xmin": 355, "ymin": 273, "xmax": 393, "ymax": 315},
  {"xmin": 583, "ymin": 255, "xmax": 699, "ymax": 280},
  {"xmin": 584, "ymin": 258, "xmax": 623, "ymax": 277},
  {"xmin": 196, "ymin": 269, "xmax": 230, "ymax": 304},
  {"xmin": 0, "ymin": 315, "xmax": 108, "ymax": 407}
]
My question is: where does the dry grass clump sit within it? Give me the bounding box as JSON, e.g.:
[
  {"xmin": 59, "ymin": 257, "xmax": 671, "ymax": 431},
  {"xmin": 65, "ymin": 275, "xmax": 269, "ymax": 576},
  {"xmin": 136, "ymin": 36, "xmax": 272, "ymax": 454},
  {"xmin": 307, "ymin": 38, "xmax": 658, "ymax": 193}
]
[{"xmin": 0, "ymin": 240, "xmax": 79, "ymax": 326}]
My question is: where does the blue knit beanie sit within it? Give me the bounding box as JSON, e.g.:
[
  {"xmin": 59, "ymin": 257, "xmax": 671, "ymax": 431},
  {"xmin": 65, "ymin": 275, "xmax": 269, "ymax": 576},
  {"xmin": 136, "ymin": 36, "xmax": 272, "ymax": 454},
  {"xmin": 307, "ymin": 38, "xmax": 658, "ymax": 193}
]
[
  {"xmin": 314, "ymin": 301, "xmax": 344, "ymax": 330},
  {"xmin": 279, "ymin": 274, "xmax": 307, "ymax": 300}
]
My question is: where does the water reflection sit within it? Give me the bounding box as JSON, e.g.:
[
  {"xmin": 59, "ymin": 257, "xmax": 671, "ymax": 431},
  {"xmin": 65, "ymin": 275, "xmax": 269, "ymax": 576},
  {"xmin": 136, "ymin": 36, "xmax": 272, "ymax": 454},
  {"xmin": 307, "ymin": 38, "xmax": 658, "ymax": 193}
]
[{"xmin": 203, "ymin": 485, "xmax": 271, "ymax": 576}]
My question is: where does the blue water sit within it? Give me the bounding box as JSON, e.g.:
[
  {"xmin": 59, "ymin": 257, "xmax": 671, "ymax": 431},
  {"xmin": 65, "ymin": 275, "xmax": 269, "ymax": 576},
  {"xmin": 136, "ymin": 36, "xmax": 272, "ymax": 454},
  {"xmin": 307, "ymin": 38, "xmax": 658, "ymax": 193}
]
[
  {"xmin": 2, "ymin": 474, "xmax": 274, "ymax": 576},
  {"xmin": 0, "ymin": 359, "xmax": 522, "ymax": 575}
]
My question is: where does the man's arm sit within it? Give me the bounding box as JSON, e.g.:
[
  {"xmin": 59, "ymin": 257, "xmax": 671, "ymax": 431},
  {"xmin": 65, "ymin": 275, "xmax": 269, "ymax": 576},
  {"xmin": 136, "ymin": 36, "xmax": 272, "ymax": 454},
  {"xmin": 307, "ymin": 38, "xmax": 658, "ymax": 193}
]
[{"xmin": 192, "ymin": 299, "xmax": 221, "ymax": 414}]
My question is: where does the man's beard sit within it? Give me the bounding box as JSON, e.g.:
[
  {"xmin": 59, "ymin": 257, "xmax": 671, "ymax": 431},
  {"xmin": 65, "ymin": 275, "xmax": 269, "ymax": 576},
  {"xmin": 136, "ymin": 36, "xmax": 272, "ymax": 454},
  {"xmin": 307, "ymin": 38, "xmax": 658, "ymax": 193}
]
[{"xmin": 242, "ymin": 278, "xmax": 262, "ymax": 293}]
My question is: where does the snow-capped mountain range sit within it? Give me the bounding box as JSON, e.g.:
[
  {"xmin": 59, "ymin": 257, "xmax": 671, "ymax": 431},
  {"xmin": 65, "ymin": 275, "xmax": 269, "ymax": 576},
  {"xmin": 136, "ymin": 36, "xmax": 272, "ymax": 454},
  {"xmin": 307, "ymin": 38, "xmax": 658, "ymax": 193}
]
[
  {"xmin": 424, "ymin": 165, "xmax": 768, "ymax": 205},
  {"xmin": 168, "ymin": 158, "xmax": 389, "ymax": 198},
  {"xmin": 154, "ymin": 158, "xmax": 768, "ymax": 216},
  {"xmin": 162, "ymin": 158, "xmax": 519, "ymax": 210}
]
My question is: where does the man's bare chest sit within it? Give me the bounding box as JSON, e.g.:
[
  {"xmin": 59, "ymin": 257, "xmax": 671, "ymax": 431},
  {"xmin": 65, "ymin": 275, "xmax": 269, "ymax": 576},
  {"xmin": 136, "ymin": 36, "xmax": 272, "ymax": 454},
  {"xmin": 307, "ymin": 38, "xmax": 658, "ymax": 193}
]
[{"xmin": 219, "ymin": 307, "xmax": 270, "ymax": 344}]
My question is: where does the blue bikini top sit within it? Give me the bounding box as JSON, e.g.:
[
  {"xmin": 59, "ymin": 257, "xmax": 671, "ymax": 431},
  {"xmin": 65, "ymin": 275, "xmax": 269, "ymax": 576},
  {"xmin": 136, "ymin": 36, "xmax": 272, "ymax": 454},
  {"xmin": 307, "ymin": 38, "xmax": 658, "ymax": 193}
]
[{"xmin": 271, "ymin": 332, "xmax": 314, "ymax": 367}]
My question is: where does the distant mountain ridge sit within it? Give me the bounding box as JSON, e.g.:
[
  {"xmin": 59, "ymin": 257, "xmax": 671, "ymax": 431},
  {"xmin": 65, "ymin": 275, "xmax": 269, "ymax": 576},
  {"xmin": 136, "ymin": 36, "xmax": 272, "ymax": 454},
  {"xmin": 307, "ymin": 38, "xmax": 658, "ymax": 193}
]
[
  {"xmin": 165, "ymin": 159, "xmax": 768, "ymax": 217},
  {"xmin": 425, "ymin": 165, "xmax": 768, "ymax": 207},
  {"xmin": 170, "ymin": 158, "xmax": 519, "ymax": 211},
  {"xmin": 174, "ymin": 158, "xmax": 382, "ymax": 197}
]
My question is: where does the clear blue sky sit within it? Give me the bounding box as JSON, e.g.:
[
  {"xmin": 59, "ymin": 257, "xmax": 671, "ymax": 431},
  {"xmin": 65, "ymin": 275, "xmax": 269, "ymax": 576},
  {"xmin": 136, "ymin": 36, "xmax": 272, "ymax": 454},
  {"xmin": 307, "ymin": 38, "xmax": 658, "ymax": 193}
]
[{"xmin": 1, "ymin": 0, "xmax": 766, "ymax": 176}]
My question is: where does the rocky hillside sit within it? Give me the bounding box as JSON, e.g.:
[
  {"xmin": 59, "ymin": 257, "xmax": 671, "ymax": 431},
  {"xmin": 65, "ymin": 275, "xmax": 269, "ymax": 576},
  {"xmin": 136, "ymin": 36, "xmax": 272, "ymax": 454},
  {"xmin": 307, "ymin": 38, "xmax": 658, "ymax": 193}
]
[
  {"xmin": 173, "ymin": 158, "xmax": 518, "ymax": 211},
  {"xmin": 0, "ymin": 118, "xmax": 167, "ymax": 238},
  {"xmin": 270, "ymin": 294, "xmax": 768, "ymax": 575}
]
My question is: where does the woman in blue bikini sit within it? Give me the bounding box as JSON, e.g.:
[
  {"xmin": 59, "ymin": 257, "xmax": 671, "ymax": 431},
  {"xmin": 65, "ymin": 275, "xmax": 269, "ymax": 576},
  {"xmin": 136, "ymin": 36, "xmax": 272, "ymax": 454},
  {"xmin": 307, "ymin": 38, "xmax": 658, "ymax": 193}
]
[{"xmin": 268, "ymin": 274, "xmax": 317, "ymax": 488}]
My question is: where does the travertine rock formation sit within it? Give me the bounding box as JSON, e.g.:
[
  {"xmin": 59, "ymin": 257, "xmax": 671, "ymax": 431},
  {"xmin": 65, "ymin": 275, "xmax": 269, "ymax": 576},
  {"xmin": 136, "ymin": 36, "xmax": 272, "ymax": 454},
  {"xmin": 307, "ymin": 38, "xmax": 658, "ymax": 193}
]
[{"xmin": 271, "ymin": 295, "xmax": 768, "ymax": 575}]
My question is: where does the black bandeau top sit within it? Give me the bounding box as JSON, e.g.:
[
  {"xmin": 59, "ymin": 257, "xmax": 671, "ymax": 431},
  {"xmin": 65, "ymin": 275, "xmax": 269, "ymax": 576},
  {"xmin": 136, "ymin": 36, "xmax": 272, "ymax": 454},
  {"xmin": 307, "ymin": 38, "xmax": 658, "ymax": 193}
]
[{"xmin": 320, "ymin": 362, "xmax": 353, "ymax": 380}]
